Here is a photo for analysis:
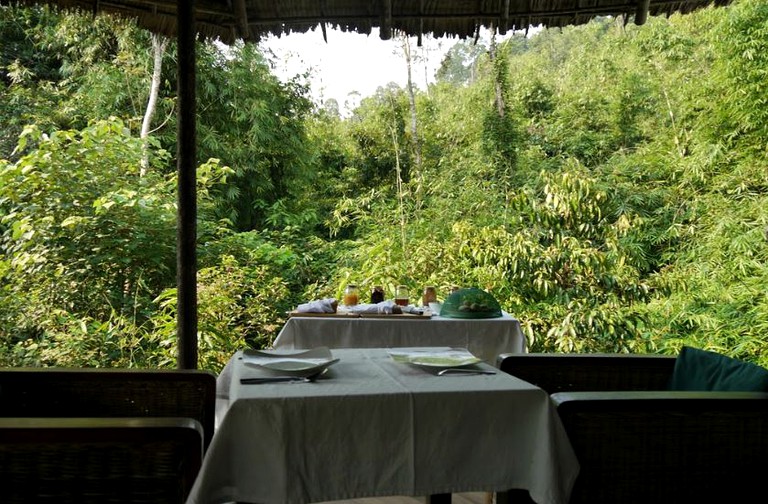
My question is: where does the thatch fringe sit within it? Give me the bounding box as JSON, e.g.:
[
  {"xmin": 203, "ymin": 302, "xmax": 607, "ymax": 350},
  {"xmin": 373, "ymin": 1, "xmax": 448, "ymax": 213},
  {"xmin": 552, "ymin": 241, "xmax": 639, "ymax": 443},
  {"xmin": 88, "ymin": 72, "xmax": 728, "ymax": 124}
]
[{"xmin": 3, "ymin": 0, "xmax": 732, "ymax": 44}]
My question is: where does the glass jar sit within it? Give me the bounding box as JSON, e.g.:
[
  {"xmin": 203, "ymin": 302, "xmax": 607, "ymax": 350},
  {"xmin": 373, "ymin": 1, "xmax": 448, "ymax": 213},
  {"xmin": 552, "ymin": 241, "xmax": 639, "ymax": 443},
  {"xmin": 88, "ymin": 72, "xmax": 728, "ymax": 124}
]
[
  {"xmin": 422, "ymin": 286, "xmax": 437, "ymax": 306},
  {"xmin": 343, "ymin": 284, "xmax": 359, "ymax": 306},
  {"xmin": 394, "ymin": 285, "xmax": 410, "ymax": 306},
  {"xmin": 371, "ymin": 285, "xmax": 385, "ymax": 304}
]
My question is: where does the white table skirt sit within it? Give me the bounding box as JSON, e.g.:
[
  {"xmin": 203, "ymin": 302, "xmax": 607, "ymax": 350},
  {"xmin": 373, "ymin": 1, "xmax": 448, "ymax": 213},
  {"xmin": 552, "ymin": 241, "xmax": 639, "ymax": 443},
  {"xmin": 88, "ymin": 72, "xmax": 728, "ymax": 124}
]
[
  {"xmin": 186, "ymin": 348, "xmax": 578, "ymax": 504},
  {"xmin": 272, "ymin": 312, "xmax": 525, "ymax": 364}
]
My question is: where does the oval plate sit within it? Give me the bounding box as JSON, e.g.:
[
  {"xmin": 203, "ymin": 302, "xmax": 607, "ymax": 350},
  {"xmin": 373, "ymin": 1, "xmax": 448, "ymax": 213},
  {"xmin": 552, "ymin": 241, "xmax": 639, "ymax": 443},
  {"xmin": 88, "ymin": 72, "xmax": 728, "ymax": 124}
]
[
  {"xmin": 257, "ymin": 358, "xmax": 340, "ymax": 373},
  {"xmin": 387, "ymin": 348, "xmax": 482, "ymax": 368},
  {"xmin": 243, "ymin": 347, "xmax": 339, "ymax": 376},
  {"xmin": 244, "ymin": 347, "xmax": 333, "ymax": 360},
  {"xmin": 407, "ymin": 355, "xmax": 482, "ymax": 368}
]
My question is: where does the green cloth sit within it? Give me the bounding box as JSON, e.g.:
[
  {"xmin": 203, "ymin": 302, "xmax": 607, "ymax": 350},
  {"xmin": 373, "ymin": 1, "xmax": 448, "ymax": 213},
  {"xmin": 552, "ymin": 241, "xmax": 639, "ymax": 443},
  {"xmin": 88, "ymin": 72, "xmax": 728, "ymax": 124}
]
[{"xmin": 669, "ymin": 346, "xmax": 768, "ymax": 392}]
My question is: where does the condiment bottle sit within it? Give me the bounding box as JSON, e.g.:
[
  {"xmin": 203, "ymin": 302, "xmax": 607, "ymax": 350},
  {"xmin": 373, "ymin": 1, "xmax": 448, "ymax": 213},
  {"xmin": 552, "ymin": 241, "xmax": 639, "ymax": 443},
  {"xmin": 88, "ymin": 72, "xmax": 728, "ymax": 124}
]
[
  {"xmin": 343, "ymin": 284, "xmax": 359, "ymax": 306},
  {"xmin": 422, "ymin": 286, "xmax": 437, "ymax": 306},
  {"xmin": 371, "ymin": 285, "xmax": 385, "ymax": 304}
]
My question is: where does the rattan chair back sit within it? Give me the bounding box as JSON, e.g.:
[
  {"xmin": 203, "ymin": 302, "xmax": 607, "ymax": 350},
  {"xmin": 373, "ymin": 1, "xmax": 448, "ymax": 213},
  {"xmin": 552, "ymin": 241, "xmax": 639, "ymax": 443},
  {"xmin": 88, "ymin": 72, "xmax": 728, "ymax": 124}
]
[
  {"xmin": 0, "ymin": 368, "xmax": 216, "ymax": 450},
  {"xmin": 0, "ymin": 416, "xmax": 203, "ymax": 503}
]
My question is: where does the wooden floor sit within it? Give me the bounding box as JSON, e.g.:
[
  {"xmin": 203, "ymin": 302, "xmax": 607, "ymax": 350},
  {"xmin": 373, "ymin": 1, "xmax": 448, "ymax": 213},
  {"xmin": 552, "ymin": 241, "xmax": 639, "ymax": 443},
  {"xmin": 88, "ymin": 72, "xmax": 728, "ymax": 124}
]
[{"xmin": 319, "ymin": 492, "xmax": 488, "ymax": 504}]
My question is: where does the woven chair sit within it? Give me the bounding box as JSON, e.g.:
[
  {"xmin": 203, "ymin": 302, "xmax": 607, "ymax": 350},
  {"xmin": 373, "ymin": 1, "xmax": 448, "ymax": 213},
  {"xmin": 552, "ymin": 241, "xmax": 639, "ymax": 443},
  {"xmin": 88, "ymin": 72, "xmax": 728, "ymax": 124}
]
[
  {"xmin": 497, "ymin": 353, "xmax": 676, "ymax": 393},
  {"xmin": 0, "ymin": 416, "xmax": 203, "ymax": 503},
  {"xmin": 0, "ymin": 368, "xmax": 217, "ymax": 451},
  {"xmin": 498, "ymin": 353, "xmax": 768, "ymax": 504}
]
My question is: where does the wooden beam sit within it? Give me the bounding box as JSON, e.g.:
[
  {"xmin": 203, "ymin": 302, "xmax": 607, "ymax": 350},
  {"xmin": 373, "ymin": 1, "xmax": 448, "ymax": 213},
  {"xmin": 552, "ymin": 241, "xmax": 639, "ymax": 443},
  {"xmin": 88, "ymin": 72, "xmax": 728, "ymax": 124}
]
[
  {"xmin": 233, "ymin": 0, "xmax": 251, "ymax": 41},
  {"xmin": 635, "ymin": 0, "xmax": 650, "ymax": 24},
  {"xmin": 177, "ymin": 0, "xmax": 198, "ymax": 370},
  {"xmin": 381, "ymin": 0, "xmax": 392, "ymax": 40},
  {"xmin": 417, "ymin": 0, "xmax": 423, "ymax": 47},
  {"xmin": 321, "ymin": 0, "xmax": 328, "ymax": 43},
  {"xmin": 500, "ymin": 0, "xmax": 510, "ymax": 35}
]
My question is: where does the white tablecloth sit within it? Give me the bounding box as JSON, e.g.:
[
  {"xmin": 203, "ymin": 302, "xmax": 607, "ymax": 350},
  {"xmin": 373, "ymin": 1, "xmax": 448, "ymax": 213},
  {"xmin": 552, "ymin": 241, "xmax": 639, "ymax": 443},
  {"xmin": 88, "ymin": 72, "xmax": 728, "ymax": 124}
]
[
  {"xmin": 272, "ymin": 312, "xmax": 525, "ymax": 364},
  {"xmin": 186, "ymin": 348, "xmax": 578, "ymax": 504}
]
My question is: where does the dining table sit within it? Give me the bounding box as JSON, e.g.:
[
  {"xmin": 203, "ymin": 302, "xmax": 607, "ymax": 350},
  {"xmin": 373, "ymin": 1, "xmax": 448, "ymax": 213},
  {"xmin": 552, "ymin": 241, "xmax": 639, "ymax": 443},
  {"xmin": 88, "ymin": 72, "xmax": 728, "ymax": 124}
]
[
  {"xmin": 272, "ymin": 311, "xmax": 526, "ymax": 365},
  {"xmin": 186, "ymin": 347, "xmax": 579, "ymax": 504}
]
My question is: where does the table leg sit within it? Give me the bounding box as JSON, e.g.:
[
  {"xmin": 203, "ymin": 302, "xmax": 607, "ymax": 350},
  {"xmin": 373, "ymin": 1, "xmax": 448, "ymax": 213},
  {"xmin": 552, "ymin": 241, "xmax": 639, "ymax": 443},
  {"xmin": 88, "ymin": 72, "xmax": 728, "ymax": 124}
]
[{"xmin": 427, "ymin": 493, "xmax": 451, "ymax": 504}]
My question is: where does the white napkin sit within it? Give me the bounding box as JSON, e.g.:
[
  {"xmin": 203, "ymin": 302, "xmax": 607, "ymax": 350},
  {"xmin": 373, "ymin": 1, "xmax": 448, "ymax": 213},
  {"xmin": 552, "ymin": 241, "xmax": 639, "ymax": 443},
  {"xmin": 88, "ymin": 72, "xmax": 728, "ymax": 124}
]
[
  {"xmin": 296, "ymin": 298, "xmax": 338, "ymax": 313},
  {"xmin": 344, "ymin": 300, "xmax": 400, "ymax": 314}
]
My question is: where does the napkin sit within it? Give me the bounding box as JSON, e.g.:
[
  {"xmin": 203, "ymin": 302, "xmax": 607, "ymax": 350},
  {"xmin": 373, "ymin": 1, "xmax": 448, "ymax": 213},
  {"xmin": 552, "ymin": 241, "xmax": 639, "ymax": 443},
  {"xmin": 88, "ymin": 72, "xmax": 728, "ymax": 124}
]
[
  {"xmin": 296, "ymin": 298, "xmax": 338, "ymax": 313},
  {"xmin": 344, "ymin": 300, "xmax": 401, "ymax": 314}
]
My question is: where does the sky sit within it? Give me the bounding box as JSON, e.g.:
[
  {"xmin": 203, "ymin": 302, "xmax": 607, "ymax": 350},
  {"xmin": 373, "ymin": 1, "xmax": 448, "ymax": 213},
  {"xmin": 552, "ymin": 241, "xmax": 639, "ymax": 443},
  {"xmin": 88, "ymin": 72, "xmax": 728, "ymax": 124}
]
[{"xmin": 258, "ymin": 27, "xmax": 468, "ymax": 115}]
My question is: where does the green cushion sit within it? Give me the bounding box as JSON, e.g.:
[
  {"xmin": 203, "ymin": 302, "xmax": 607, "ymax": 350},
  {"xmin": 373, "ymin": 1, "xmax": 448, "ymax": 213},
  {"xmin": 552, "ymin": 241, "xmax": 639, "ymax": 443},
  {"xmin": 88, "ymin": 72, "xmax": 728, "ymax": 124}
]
[{"xmin": 669, "ymin": 346, "xmax": 768, "ymax": 392}]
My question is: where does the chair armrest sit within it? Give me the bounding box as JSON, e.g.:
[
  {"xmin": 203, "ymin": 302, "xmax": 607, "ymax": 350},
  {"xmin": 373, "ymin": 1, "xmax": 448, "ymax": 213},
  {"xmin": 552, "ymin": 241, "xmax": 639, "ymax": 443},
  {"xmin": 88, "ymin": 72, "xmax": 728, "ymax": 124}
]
[
  {"xmin": 550, "ymin": 391, "xmax": 768, "ymax": 503},
  {"xmin": 552, "ymin": 389, "xmax": 768, "ymax": 408},
  {"xmin": 497, "ymin": 353, "xmax": 675, "ymax": 393}
]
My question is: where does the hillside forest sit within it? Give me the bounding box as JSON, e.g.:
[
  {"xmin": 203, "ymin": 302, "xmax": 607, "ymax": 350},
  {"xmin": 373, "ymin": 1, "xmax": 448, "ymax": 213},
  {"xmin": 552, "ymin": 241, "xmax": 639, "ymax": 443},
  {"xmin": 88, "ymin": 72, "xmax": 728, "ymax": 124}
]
[{"xmin": 1, "ymin": 1, "xmax": 767, "ymax": 373}]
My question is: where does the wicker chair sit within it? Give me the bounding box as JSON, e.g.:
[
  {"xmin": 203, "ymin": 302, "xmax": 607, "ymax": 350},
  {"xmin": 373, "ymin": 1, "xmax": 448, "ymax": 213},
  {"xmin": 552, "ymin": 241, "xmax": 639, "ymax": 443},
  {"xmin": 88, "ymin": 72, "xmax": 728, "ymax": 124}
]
[
  {"xmin": 498, "ymin": 353, "xmax": 768, "ymax": 504},
  {"xmin": 0, "ymin": 368, "xmax": 217, "ymax": 451},
  {"xmin": 0, "ymin": 416, "xmax": 203, "ymax": 503}
]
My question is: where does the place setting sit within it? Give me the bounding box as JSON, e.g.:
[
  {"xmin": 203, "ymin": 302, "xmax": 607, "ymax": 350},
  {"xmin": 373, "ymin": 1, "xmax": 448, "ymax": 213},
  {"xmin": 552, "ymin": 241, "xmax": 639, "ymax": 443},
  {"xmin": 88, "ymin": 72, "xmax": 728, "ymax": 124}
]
[
  {"xmin": 386, "ymin": 347, "xmax": 497, "ymax": 376},
  {"xmin": 238, "ymin": 347, "xmax": 340, "ymax": 384}
]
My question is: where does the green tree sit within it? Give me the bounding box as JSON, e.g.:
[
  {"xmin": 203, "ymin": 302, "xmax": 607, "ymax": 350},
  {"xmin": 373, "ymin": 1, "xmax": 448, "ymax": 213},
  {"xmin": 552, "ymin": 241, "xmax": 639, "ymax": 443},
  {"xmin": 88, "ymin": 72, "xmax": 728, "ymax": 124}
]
[
  {"xmin": 0, "ymin": 119, "xmax": 176, "ymax": 324},
  {"xmin": 194, "ymin": 42, "xmax": 316, "ymax": 232},
  {"xmin": 435, "ymin": 40, "xmax": 487, "ymax": 86}
]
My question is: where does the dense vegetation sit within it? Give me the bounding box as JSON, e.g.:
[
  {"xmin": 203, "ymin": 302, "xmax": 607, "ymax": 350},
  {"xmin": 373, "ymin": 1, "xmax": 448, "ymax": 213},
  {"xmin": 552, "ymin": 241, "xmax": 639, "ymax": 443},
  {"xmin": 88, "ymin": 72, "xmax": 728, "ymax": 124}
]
[{"xmin": 1, "ymin": 1, "xmax": 766, "ymax": 373}]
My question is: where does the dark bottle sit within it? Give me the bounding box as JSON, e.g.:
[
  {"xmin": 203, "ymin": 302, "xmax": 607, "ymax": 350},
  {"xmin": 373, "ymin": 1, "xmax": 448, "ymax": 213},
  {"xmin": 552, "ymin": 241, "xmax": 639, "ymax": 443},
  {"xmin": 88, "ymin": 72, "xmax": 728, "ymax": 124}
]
[
  {"xmin": 371, "ymin": 285, "xmax": 385, "ymax": 304},
  {"xmin": 422, "ymin": 286, "xmax": 437, "ymax": 306}
]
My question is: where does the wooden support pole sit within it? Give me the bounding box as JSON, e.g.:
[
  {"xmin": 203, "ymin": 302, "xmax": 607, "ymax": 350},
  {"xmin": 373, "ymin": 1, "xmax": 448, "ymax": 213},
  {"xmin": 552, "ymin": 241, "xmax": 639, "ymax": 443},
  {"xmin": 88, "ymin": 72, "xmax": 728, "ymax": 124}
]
[
  {"xmin": 500, "ymin": 0, "xmax": 510, "ymax": 35},
  {"xmin": 177, "ymin": 0, "xmax": 198, "ymax": 370},
  {"xmin": 321, "ymin": 0, "xmax": 328, "ymax": 42},
  {"xmin": 417, "ymin": 0, "xmax": 423, "ymax": 47},
  {"xmin": 381, "ymin": 0, "xmax": 392, "ymax": 40},
  {"xmin": 635, "ymin": 0, "xmax": 650, "ymax": 25},
  {"xmin": 233, "ymin": 0, "xmax": 251, "ymax": 41}
]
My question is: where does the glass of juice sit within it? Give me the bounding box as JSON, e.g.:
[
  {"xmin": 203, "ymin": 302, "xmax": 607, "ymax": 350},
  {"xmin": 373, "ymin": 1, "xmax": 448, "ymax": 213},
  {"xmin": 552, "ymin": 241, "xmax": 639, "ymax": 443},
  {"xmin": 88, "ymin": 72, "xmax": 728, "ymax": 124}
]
[
  {"xmin": 343, "ymin": 284, "xmax": 359, "ymax": 306},
  {"xmin": 394, "ymin": 285, "xmax": 409, "ymax": 306}
]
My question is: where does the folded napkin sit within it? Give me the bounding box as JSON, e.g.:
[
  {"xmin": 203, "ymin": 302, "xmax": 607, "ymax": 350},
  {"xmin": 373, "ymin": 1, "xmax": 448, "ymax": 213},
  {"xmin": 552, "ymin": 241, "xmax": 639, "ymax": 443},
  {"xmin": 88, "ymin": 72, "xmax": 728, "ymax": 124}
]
[
  {"xmin": 296, "ymin": 298, "xmax": 338, "ymax": 313},
  {"xmin": 344, "ymin": 300, "xmax": 402, "ymax": 314}
]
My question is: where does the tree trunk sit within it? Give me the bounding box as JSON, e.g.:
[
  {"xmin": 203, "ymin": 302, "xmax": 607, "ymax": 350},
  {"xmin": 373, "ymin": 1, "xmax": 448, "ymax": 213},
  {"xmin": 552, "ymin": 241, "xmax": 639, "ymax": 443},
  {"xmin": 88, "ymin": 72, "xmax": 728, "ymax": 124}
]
[
  {"xmin": 140, "ymin": 34, "xmax": 168, "ymax": 175},
  {"xmin": 402, "ymin": 35, "xmax": 423, "ymax": 199},
  {"xmin": 489, "ymin": 29, "xmax": 505, "ymax": 119}
]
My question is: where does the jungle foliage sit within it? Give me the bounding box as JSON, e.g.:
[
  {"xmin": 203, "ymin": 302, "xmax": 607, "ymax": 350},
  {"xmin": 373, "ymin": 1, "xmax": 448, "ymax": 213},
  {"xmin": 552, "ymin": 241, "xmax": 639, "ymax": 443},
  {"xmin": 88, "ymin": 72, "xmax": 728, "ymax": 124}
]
[{"xmin": 1, "ymin": 1, "xmax": 767, "ymax": 372}]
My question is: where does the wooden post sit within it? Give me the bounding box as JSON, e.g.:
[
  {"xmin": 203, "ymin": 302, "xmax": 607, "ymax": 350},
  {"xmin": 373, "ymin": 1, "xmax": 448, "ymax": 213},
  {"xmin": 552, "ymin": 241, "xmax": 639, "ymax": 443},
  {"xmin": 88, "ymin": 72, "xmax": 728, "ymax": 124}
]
[
  {"xmin": 177, "ymin": 0, "xmax": 198, "ymax": 370},
  {"xmin": 635, "ymin": 0, "xmax": 650, "ymax": 25},
  {"xmin": 381, "ymin": 0, "xmax": 392, "ymax": 40},
  {"xmin": 234, "ymin": 0, "xmax": 251, "ymax": 40},
  {"xmin": 500, "ymin": 0, "xmax": 510, "ymax": 35}
]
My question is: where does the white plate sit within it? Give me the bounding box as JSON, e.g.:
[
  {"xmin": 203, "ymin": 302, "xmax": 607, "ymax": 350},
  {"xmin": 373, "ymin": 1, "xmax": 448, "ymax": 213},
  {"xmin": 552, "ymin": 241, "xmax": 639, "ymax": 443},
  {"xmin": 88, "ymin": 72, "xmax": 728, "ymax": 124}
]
[
  {"xmin": 387, "ymin": 348, "xmax": 482, "ymax": 368},
  {"xmin": 256, "ymin": 358, "xmax": 340, "ymax": 373},
  {"xmin": 244, "ymin": 347, "xmax": 333, "ymax": 360},
  {"xmin": 242, "ymin": 347, "xmax": 339, "ymax": 376}
]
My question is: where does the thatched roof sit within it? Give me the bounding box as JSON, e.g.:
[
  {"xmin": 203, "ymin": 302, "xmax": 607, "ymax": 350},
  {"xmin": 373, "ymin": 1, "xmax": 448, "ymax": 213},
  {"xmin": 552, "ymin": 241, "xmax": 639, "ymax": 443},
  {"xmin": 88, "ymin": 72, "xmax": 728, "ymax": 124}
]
[{"xmin": 7, "ymin": 0, "xmax": 731, "ymax": 45}]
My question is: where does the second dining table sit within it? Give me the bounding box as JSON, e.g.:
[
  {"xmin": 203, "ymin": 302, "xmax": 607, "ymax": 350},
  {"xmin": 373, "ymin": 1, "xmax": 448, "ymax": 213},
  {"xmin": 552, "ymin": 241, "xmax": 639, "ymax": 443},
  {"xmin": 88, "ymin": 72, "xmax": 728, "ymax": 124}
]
[
  {"xmin": 272, "ymin": 311, "xmax": 526, "ymax": 364},
  {"xmin": 186, "ymin": 347, "xmax": 579, "ymax": 504}
]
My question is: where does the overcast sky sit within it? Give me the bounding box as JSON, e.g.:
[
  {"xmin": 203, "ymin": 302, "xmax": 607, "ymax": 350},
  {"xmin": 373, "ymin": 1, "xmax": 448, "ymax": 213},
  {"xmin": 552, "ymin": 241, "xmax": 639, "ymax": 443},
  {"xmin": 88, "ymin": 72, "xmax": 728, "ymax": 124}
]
[{"xmin": 259, "ymin": 27, "xmax": 462, "ymax": 114}]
